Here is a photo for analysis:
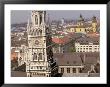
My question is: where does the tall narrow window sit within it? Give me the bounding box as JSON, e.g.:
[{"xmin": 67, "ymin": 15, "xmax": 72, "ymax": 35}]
[
  {"xmin": 39, "ymin": 30, "xmax": 42, "ymax": 35},
  {"xmin": 61, "ymin": 68, "xmax": 64, "ymax": 73},
  {"xmin": 67, "ymin": 68, "xmax": 70, "ymax": 73},
  {"xmin": 33, "ymin": 53, "xmax": 37, "ymax": 60},
  {"xmin": 38, "ymin": 53, "xmax": 42, "ymax": 60},
  {"xmin": 35, "ymin": 15, "xmax": 38, "ymax": 25},
  {"xmin": 73, "ymin": 68, "xmax": 76, "ymax": 73},
  {"xmin": 40, "ymin": 15, "xmax": 42, "ymax": 24}
]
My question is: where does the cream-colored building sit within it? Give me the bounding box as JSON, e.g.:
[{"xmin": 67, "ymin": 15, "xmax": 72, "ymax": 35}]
[
  {"xmin": 75, "ymin": 43, "xmax": 99, "ymax": 52},
  {"xmin": 75, "ymin": 37, "xmax": 99, "ymax": 52}
]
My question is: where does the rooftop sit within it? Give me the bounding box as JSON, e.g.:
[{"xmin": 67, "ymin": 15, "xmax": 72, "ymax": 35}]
[
  {"xmin": 53, "ymin": 52, "xmax": 99, "ymax": 66},
  {"xmin": 62, "ymin": 73, "xmax": 100, "ymax": 77},
  {"xmin": 75, "ymin": 36, "xmax": 99, "ymax": 45},
  {"xmin": 52, "ymin": 33, "xmax": 83, "ymax": 45}
]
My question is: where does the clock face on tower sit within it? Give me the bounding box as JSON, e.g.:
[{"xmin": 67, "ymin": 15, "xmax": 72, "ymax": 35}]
[{"xmin": 35, "ymin": 40, "xmax": 39, "ymax": 45}]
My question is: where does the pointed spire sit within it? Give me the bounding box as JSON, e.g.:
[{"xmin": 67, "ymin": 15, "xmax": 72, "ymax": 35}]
[
  {"xmin": 47, "ymin": 13, "xmax": 50, "ymax": 25},
  {"xmin": 27, "ymin": 18, "xmax": 30, "ymax": 26},
  {"xmin": 27, "ymin": 18, "xmax": 30, "ymax": 34},
  {"xmin": 78, "ymin": 14, "xmax": 84, "ymax": 22},
  {"xmin": 46, "ymin": 13, "xmax": 50, "ymax": 27},
  {"xmin": 80, "ymin": 14, "xmax": 82, "ymax": 18},
  {"xmin": 92, "ymin": 16, "xmax": 97, "ymax": 23}
]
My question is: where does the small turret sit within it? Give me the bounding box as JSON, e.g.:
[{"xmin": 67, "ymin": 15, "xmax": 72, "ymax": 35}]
[
  {"xmin": 92, "ymin": 16, "xmax": 97, "ymax": 32},
  {"xmin": 77, "ymin": 14, "xmax": 85, "ymax": 26},
  {"xmin": 78, "ymin": 14, "xmax": 84, "ymax": 22},
  {"xmin": 92, "ymin": 16, "xmax": 97, "ymax": 23}
]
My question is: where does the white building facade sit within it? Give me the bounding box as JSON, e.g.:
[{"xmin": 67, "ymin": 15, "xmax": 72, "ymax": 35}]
[{"xmin": 75, "ymin": 42, "xmax": 99, "ymax": 52}]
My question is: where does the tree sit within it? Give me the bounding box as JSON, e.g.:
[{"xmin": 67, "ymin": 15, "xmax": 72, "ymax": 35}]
[{"xmin": 69, "ymin": 47, "xmax": 76, "ymax": 52}]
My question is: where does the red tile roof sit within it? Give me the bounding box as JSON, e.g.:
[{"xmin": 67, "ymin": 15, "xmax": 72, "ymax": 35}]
[
  {"xmin": 52, "ymin": 36, "xmax": 70, "ymax": 44},
  {"xmin": 87, "ymin": 33, "xmax": 100, "ymax": 37},
  {"xmin": 52, "ymin": 32, "xmax": 81, "ymax": 44}
]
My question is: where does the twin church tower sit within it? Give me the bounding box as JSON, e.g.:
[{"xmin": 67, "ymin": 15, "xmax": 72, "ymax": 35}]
[{"xmin": 26, "ymin": 11, "xmax": 58, "ymax": 77}]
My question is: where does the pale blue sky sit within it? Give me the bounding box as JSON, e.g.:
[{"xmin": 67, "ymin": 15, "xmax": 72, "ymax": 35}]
[{"xmin": 11, "ymin": 10, "xmax": 100, "ymax": 24}]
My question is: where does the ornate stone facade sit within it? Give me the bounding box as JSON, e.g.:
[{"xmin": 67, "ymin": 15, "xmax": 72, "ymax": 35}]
[{"xmin": 18, "ymin": 11, "xmax": 58, "ymax": 77}]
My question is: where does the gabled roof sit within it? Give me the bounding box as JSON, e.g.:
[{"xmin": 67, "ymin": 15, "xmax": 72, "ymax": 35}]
[
  {"xmin": 75, "ymin": 36, "xmax": 99, "ymax": 44},
  {"xmin": 53, "ymin": 52, "xmax": 99, "ymax": 66}
]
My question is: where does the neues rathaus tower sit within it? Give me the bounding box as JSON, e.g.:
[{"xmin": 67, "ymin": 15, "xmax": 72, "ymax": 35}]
[{"xmin": 26, "ymin": 10, "xmax": 58, "ymax": 77}]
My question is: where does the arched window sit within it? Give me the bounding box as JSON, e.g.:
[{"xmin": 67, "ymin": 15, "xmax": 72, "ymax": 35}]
[
  {"xmin": 38, "ymin": 53, "xmax": 42, "ymax": 60},
  {"xmin": 39, "ymin": 30, "xmax": 42, "ymax": 35},
  {"xmin": 19, "ymin": 57, "xmax": 22, "ymax": 60},
  {"xmin": 34, "ymin": 30, "xmax": 36, "ymax": 36},
  {"xmin": 36, "ymin": 30, "xmax": 39, "ymax": 36},
  {"xmin": 33, "ymin": 53, "xmax": 37, "ymax": 60}
]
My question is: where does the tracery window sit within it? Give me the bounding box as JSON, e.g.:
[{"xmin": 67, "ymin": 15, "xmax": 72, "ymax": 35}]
[
  {"xmin": 38, "ymin": 53, "xmax": 42, "ymax": 60},
  {"xmin": 35, "ymin": 15, "xmax": 38, "ymax": 25},
  {"xmin": 33, "ymin": 53, "xmax": 37, "ymax": 60}
]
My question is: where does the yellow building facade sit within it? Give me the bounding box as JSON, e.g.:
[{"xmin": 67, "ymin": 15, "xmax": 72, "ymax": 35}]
[{"xmin": 65, "ymin": 15, "xmax": 98, "ymax": 34}]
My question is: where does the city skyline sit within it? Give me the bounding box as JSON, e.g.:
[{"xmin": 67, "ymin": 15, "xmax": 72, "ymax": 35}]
[
  {"xmin": 11, "ymin": 10, "xmax": 100, "ymax": 24},
  {"xmin": 11, "ymin": 10, "xmax": 100, "ymax": 77}
]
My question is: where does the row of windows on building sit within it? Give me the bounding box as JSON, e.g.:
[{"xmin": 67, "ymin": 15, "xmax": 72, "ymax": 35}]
[
  {"xmin": 30, "ymin": 66, "xmax": 45, "ymax": 70},
  {"xmin": 60, "ymin": 67, "xmax": 82, "ymax": 73},
  {"xmin": 76, "ymin": 45, "xmax": 99, "ymax": 47},
  {"xmin": 33, "ymin": 53, "xmax": 43, "ymax": 60},
  {"xmin": 29, "ymin": 30, "xmax": 42, "ymax": 36},
  {"xmin": 76, "ymin": 48, "xmax": 99, "ymax": 52},
  {"xmin": 76, "ymin": 50, "xmax": 99, "ymax": 52},
  {"xmin": 28, "ymin": 72, "xmax": 46, "ymax": 77},
  {"xmin": 76, "ymin": 48, "xmax": 99, "ymax": 50},
  {"xmin": 75, "ymin": 41, "xmax": 99, "ymax": 44}
]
